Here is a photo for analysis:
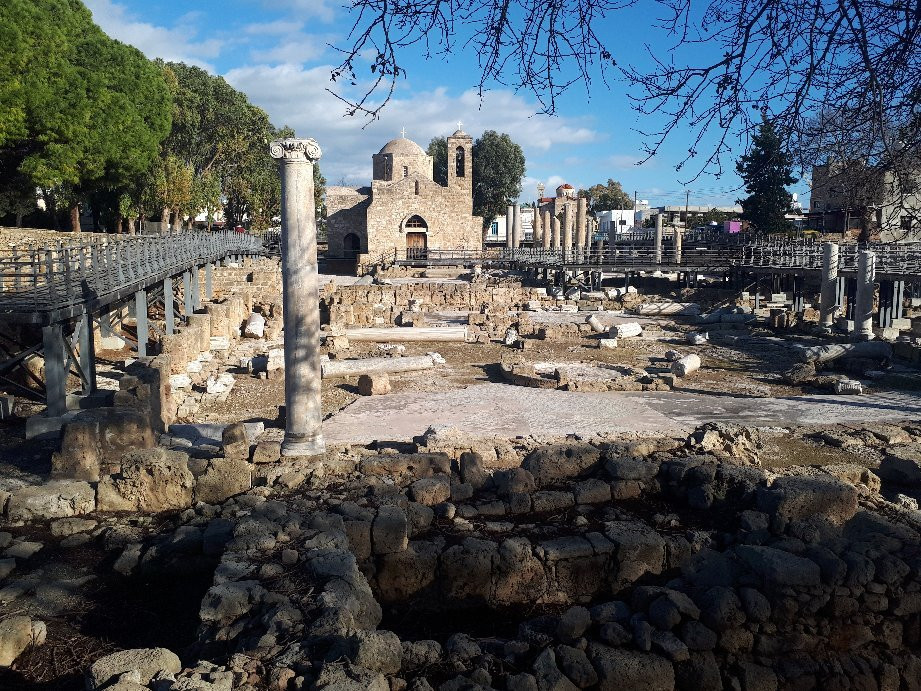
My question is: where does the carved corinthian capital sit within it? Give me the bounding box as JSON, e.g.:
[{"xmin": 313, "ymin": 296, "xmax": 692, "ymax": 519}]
[{"xmin": 269, "ymin": 138, "xmax": 322, "ymax": 163}]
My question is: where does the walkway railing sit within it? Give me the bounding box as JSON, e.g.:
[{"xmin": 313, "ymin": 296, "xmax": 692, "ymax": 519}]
[
  {"xmin": 0, "ymin": 231, "xmax": 262, "ymax": 320},
  {"xmin": 373, "ymin": 239, "xmax": 921, "ymax": 280}
]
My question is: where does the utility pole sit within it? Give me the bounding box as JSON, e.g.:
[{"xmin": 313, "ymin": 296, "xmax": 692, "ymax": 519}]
[
  {"xmin": 634, "ymin": 190, "xmax": 638, "ymax": 228},
  {"xmin": 685, "ymin": 190, "xmax": 690, "ymax": 230}
]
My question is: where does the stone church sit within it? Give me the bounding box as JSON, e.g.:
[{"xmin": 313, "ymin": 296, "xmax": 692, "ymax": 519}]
[{"xmin": 326, "ymin": 130, "xmax": 483, "ymax": 263}]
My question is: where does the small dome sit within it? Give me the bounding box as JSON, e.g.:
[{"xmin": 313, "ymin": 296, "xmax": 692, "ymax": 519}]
[
  {"xmin": 378, "ymin": 137, "xmax": 426, "ymax": 156},
  {"xmin": 557, "ymin": 183, "xmax": 574, "ymax": 190},
  {"xmin": 452, "ymin": 129, "xmax": 470, "ymax": 138}
]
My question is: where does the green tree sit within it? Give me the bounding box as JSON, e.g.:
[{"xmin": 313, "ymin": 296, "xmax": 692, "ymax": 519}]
[
  {"xmin": 191, "ymin": 169, "xmax": 222, "ymax": 230},
  {"xmin": 579, "ymin": 179, "xmax": 633, "ymax": 213},
  {"xmin": 0, "ymin": 0, "xmax": 170, "ymax": 232},
  {"xmin": 426, "ymin": 137, "xmax": 448, "ymax": 185},
  {"xmin": 314, "ymin": 162, "xmax": 327, "ymax": 238},
  {"xmin": 736, "ymin": 119, "xmax": 797, "ymax": 234},
  {"xmin": 472, "ymin": 131, "xmax": 526, "ymax": 236}
]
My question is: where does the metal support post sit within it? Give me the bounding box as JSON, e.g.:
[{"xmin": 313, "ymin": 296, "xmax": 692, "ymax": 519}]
[
  {"xmin": 792, "ymin": 275, "xmax": 805, "ymax": 314},
  {"xmin": 163, "ymin": 277, "xmax": 175, "ymax": 335},
  {"xmin": 205, "ymin": 262, "xmax": 213, "ymax": 300},
  {"xmin": 77, "ymin": 309, "xmax": 96, "ymax": 394},
  {"xmin": 135, "ymin": 289, "xmax": 148, "ymax": 357},
  {"xmin": 42, "ymin": 324, "xmax": 67, "ymax": 417},
  {"xmin": 183, "ymin": 270, "xmax": 193, "ymax": 316},
  {"xmin": 191, "ymin": 265, "xmax": 201, "ymax": 311}
]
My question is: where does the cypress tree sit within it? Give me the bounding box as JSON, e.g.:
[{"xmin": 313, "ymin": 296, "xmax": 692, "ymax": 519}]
[{"xmin": 736, "ymin": 119, "xmax": 797, "ymax": 233}]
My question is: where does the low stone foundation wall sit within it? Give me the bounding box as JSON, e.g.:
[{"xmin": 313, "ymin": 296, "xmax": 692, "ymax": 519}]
[{"xmin": 322, "ymin": 281, "xmax": 549, "ymax": 328}]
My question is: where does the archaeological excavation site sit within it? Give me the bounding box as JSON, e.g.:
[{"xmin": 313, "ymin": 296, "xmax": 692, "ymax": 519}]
[{"xmin": 2, "ymin": 147, "xmax": 921, "ymax": 691}]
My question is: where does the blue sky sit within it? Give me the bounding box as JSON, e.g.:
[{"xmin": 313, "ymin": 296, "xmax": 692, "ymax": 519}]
[{"xmin": 84, "ymin": 0, "xmax": 813, "ymax": 208}]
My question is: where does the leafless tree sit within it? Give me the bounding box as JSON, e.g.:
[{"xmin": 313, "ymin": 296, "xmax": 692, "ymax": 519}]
[{"xmin": 331, "ymin": 0, "xmax": 921, "ymax": 190}]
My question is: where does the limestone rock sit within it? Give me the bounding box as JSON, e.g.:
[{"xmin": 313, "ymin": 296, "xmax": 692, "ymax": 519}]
[
  {"xmin": 735, "ymin": 545, "xmax": 821, "ymax": 587},
  {"xmin": 5, "ymin": 480, "xmax": 95, "ymax": 522},
  {"xmin": 587, "ymin": 644, "xmax": 675, "ymax": 691},
  {"xmin": 876, "ymin": 444, "xmax": 921, "ymax": 486},
  {"xmin": 372, "ymin": 506, "xmax": 408, "ymax": 554},
  {"xmin": 757, "ymin": 474, "xmax": 858, "ymax": 525},
  {"xmin": 194, "ymin": 457, "xmax": 252, "ymax": 504},
  {"xmin": 523, "ymin": 444, "xmax": 601, "ymax": 488},
  {"xmin": 86, "ymin": 647, "xmax": 181, "ymax": 689},
  {"xmin": 410, "ymin": 475, "xmax": 451, "ymax": 506},
  {"xmin": 0, "ymin": 615, "xmax": 33, "ymax": 667},
  {"xmin": 358, "ymin": 373, "xmax": 392, "ymax": 396},
  {"xmin": 96, "ymin": 448, "xmax": 194, "ymax": 513},
  {"xmin": 349, "ymin": 629, "xmax": 402, "ymax": 675},
  {"xmin": 221, "ymin": 422, "xmax": 250, "ymax": 460}
]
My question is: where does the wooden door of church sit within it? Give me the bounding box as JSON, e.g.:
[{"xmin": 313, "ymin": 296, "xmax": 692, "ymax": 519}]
[{"xmin": 406, "ymin": 232, "xmax": 427, "ymax": 260}]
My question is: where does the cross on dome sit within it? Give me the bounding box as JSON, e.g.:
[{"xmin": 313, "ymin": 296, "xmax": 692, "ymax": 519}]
[
  {"xmin": 457, "ymin": 121, "xmax": 463, "ymax": 130},
  {"xmin": 401, "ymin": 127, "xmax": 406, "ymax": 138}
]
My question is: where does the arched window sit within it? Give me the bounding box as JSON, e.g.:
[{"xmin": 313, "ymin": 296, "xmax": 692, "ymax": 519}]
[
  {"xmin": 415, "ymin": 180, "xmax": 420, "ymax": 195},
  {"xmin": 405, "ymin": 215, "xmax": 427, "ymax": 229},
  {"xmin": 455, "ymin": 147, "xmax": 465, "ymax": 177},
  {"xmin": 402, "ymin": 165, "xmax": 409, "ymax": 178}
]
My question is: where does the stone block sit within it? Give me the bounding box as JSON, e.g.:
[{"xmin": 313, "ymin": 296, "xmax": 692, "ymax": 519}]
[
  {"xmin": 372, "ymin": 506, "xmax": 408, "ymax": 554},
  {"xmin": 51, "ymin": 409, "xmax": 155, "ymax": 482},
  {"xmin": 5, "ymin": 480, "xmax": 95, "ymax": 523},
  {"xmin": 194, "ymin": 457, "xmax": 252, "ymax": 504},
  {"xmin": 358, "ymin": 373, "xmax": 392, "ymax": 396},
  {"xmin": 96, "ymin": 448, "xmax": 194, "ymax": 513}
]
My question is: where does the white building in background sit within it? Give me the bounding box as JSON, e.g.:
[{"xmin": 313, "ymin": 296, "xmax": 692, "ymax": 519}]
[
  {"xmin": 487, "ymin": 206, "xmax": 535, "ymax": 244},
  {"xmin": 595, "ymin": 209, "xmax": 635, "ymax": 239}
]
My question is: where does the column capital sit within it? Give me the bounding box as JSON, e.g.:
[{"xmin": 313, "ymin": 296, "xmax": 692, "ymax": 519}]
[{"xmin": 270, "ymin": 138, "xmax": 322, "ymax": 163}]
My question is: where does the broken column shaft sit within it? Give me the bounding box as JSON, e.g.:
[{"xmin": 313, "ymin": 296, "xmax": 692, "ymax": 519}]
[
  {"xmin": 854, "ymin": 249, "xmax": 876, "ymax": 339},
  {"xmin": 819, "ymin": 242, "xmax": 839, "ymax": 328},
  {"xmin": 271, "ymin": 137, "xmax": 325, "ymax": 457}
]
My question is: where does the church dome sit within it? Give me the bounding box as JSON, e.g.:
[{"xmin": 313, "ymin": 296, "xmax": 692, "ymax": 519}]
[{"xmin": 378, "ymin": 137, "xmax": 426, "ymax": 156}]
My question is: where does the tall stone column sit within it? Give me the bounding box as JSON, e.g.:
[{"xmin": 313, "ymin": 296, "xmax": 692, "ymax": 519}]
[
  {"xmin": 654, "ymin": 214, "xmax": 663, "ymax": 264},
  {"xmin": 551, "ymin": 214, "xmax": 560, "ymax": 249},
  {"xmin": 854, "ymin": 249, "xmax": 876, "ymax": 339},
  {"xmin": 819, "ymin": 242, "xmax": 839, "ymax": 328},
  {"xmin": 271, "ymin": 137, "xmax": 325, "ymax": 457},
  {"xmin": 542, "ymin": 211, "xmax": 552, "ymax": 249},
  {"xmin": 563, "ymin": 204, "xmax": 573, "ymax": 252},
  {"xmin": 533, "ymin": 207, "xmax": 542, "ymax": 247},
  {"xmin": 674, "ymin": 227, "xmax": 683, "ymax": 265},
  {"xmin": 576, "ymin": 197, "xmax": 587, "ymax": 248},
  {"xmin": 505, "ymin": 204, "xmax": 514, "ymax": 249},
  {"xmin": 512, "ymin": 204, "xmax": 522, "ymax": 248}
]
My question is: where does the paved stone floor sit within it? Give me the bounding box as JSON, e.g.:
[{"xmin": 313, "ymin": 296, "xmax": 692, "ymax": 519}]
[{"xmin": 321, "ymin": 382, "xmax": 921, "ymax": 444}]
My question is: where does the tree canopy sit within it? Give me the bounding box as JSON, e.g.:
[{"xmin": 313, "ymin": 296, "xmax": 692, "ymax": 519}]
[
  {"xmin": 473, "ymin": 132, "xmax": 526, "ymax": 232},
  {"xmin": 579, "ymin": 179, "xmax": 633, "ymax": 214},
  {"xmin": 736, "ymin": 119, "xmax": 796, "ymax": 234},
  {"xmin": 427, "ymin": 132, "xmax": 526, "ymax": 233},
  {"xmin": 0, "ymin": 1, "xmax": 293, "ymax": 233},
  {"xmin": 426, "ymin": 138, "xmax": 449, "ymax": 186},
  {"xmin": 0, "ymin": 0, "xmax": 171, "ymax": 230}
]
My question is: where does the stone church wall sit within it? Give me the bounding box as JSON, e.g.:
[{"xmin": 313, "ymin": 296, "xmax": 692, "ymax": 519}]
[
  {"xmin": 326, "ymin": 187, "xmax": 371, "ymax": 258},
  {"xmin": 365, "ymin": 177, "xmax": 482, "ymax": 258}
]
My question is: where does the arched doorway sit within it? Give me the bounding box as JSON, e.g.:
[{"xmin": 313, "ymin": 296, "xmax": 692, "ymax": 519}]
[
  {"xmin": 405, "ymin": 215, "xmax": 428, "ymax": 259},
  {"xmin": 343, "ymin": 232, "xmax": 361, "ymax": 259}
]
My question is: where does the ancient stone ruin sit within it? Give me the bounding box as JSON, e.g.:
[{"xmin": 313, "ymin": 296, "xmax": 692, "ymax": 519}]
[{"xmin": 2, "ymin": 140, "xmax": 921, "ymax": 691}]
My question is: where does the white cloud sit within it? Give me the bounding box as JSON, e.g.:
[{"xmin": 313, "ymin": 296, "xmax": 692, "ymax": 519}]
[
  {"xmin": 244, "ymin": 20, "xmax": 305, "ymax": 35},
  {"xmin": 249, "ymin": 40, "xmax": 326, "ymax": 65},
  {"xmin": 257, "ymin": 0, "xmax": 337, "ymax": 22},
  {"xmin": 84, "ymin": 0, "xmax": 223, "ymax": 69},
  {"xmin": 224, "ymin": 63, "xmax": 602, "ymax": 186}
]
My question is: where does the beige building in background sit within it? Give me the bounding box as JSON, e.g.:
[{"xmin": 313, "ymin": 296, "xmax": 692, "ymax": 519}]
[{"xmin": 326, "ymin": 130, "xmax": 483, "ymax": 262}]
